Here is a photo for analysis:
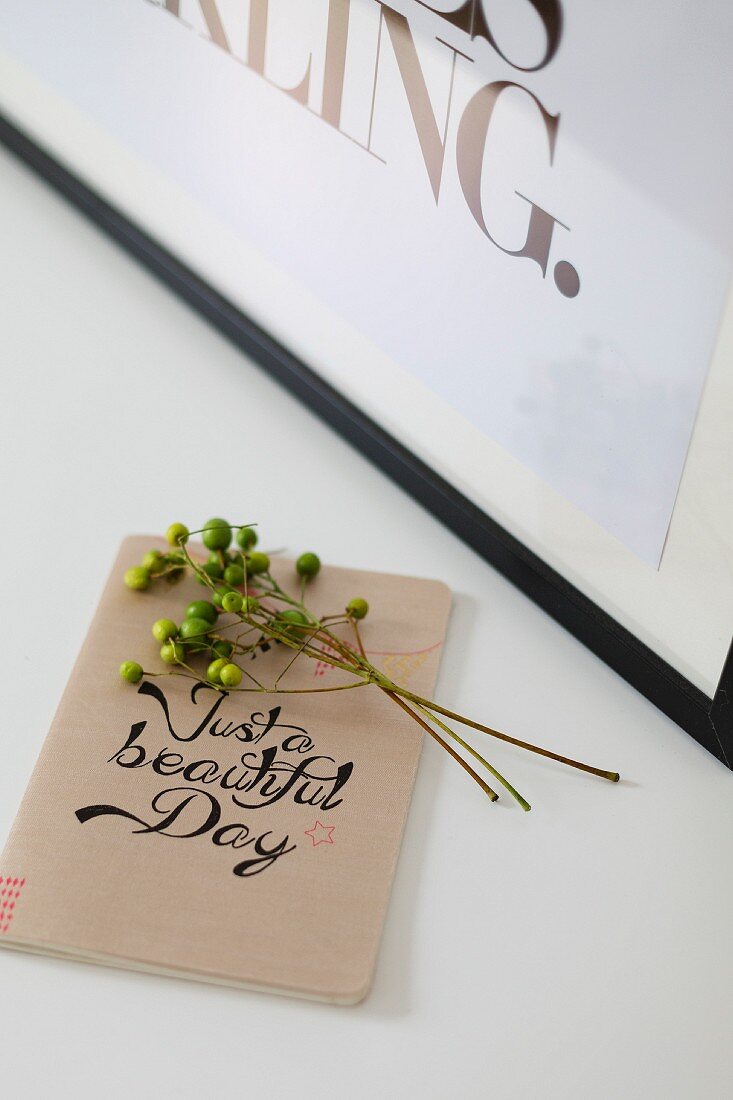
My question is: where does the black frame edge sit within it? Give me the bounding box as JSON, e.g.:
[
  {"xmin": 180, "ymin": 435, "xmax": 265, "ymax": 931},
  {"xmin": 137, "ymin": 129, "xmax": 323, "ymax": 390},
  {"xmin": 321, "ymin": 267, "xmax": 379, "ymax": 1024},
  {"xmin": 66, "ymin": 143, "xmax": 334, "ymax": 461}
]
[{"xmin": 2, "ymin": 110, "xmax": 730, "ymax": 769}]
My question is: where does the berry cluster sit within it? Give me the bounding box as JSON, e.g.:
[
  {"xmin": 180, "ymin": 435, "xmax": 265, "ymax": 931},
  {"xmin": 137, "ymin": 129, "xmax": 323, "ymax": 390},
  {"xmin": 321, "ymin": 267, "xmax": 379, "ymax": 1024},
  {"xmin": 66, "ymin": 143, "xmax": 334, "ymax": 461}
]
[
  {"xmin": 119, "ymin": 519, "xmax": 619, "ymax": 811},
  {"xmin": 120, "ymin": 518, "xmax": 368, "ymax": 697}
]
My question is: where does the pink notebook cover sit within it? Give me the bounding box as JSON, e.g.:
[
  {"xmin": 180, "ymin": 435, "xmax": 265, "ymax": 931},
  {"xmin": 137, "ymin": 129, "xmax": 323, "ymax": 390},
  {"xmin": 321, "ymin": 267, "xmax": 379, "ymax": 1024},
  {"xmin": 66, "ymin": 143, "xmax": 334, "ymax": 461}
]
[{"xmin": 0, "ymin": 536, "xmax": 451, "ymax": 1003}]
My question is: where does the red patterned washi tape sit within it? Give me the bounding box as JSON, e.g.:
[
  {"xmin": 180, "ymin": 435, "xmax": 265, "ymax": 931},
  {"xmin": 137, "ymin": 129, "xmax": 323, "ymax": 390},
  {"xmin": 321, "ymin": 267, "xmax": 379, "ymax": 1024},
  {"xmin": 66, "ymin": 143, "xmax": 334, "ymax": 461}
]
[{"xmin": 0, "ymin": 876, "xmax": 26, "ymax": 934}]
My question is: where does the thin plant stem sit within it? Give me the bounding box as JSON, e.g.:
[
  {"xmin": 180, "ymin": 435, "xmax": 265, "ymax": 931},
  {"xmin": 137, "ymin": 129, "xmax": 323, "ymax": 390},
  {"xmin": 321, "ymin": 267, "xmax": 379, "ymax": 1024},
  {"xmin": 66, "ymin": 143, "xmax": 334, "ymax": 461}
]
[
  {"xmin": 254, "ymin": 620, "xmax": 366, "ymax": 677},
  {"xmin": 413, "ymin": 701, "xmax": 530, "ymax": 812},
  {"xmin": 339, "ymin": 614, "xmax": 615, "ymax": 784},
  {"xmin": 351, "ymin": 616, "xmax": 367, "ymax": 660},
  {"xmin": 385, "ymin": 690, "xmax": 498, "ymax": 802},
  {"xmin": 274, "ymin": 625, "xmax": 320, "ymax": 687},
  {"xmin": 349, "ymin": 618, "xmax": 527, "ymax": 808},
  {"xmin": 320, "ymin": 624, "xmax": 617, "ymax": 783},
  {"xmin": 144, "ymin": 670, "xmax": 370, "ymax": 695},
  {"xmin": 388, "ymin": 687, "xmax": 619, "ymax": 783}
]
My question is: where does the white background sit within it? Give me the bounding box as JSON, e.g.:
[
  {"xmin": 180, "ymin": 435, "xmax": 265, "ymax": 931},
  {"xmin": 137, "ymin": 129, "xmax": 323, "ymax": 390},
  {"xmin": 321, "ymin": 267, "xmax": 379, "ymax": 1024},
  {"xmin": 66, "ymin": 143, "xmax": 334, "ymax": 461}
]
[{"xmin": 1, "ymin": 136, "xmax": 732, "ymax": 1097}]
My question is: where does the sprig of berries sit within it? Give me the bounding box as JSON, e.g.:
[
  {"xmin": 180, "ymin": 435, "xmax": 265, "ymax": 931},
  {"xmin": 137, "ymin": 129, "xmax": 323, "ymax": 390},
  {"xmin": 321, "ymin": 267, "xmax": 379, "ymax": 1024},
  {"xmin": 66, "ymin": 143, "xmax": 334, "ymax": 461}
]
[{"xmin": 120, "ymin": 519, "xmax": 620, "ymax": 811}]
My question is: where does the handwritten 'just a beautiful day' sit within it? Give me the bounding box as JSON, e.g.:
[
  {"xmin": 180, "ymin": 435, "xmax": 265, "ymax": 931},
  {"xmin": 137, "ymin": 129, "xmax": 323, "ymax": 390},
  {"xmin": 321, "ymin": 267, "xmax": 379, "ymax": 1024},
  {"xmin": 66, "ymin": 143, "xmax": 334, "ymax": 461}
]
[{"xmin": 75, "ymin": 682, "xmax": 354, "ymax": 877}]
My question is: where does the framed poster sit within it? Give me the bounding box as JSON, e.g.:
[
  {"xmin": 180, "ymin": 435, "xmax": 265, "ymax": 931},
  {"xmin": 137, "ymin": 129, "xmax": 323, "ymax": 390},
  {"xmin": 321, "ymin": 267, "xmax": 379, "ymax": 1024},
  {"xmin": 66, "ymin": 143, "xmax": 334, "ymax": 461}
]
[{"xmin": 1, "ymin": 0, "xmax": 731, "ymax": 764}]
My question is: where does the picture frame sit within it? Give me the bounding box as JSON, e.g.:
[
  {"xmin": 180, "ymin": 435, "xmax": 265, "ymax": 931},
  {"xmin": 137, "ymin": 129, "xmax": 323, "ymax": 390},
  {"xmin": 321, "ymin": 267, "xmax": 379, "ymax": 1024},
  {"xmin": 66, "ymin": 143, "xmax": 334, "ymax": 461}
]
[{"xmin": 1, "ymin": 0, "xmax": 731, "ymax": 766}]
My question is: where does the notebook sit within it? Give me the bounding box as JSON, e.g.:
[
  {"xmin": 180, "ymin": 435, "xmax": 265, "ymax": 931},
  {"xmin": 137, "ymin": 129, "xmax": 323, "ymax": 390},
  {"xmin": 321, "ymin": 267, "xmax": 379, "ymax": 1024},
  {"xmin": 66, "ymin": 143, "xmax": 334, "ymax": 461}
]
[{"xmin": 0, "ymin": 536, "xmax": 451, "ymax": 1003}]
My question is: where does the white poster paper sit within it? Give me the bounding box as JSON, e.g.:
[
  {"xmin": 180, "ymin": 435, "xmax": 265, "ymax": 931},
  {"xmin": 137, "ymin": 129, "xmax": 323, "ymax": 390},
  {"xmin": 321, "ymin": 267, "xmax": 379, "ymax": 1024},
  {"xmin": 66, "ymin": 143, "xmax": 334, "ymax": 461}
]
[{"xmin": 2, "ymin": 0, "xmax": 731, "ymax": 565}]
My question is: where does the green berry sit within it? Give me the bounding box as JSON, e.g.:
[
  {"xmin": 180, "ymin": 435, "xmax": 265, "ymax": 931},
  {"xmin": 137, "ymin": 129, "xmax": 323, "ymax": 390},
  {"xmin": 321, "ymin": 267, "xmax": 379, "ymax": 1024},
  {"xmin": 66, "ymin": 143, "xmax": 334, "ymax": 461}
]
[
  {"xmin": 124, "ymin": 566, "xmax": 150, "ymax": 591},
  {"xmin": 211, "ymin": 640, "xmax": 233, "ymax": 659},
  {"xmin": 119, "ymin": 660, "xmax": 143, "ymax": 684},
  {"xmin": 167, "ymin": 550, "xmax": 186, "ymax": 564},
  {"xmin": 166, "ymin": 523, "xmax": 189, "ymax": 547},
  {"xmin": 243, "ymin": 595, "xmax": 260, "ymax": 614},
  {"xmin": 206, "ymin": 657, "xmax": 229, "ymax": 684},
  {"xmin": 346, "ymin": 597, "xmax": 369, "ymax": 620},
  {"xmin": 296, "ymin": 552, "xmax": 321, "ymax": 578},
  {"xmin": 185, "ymin": 600, "xmax": 218, "ymax": 624},
  {"xmin": 278, "ymin": 609, "xmax": 309, "ymax": 625},
  {"xmin": 212, "ymin": 586, "xmax": 235, "ymax": 608},
  {"xmin": 222, "ymin": 590, "xmax": 243, "ymax": 613},
  {"xmin": 236, "ymin": 526, "xmax": 258, "ymax": 550},
  {"xmin": 201, "ymin": 560, "xmax": 223, "ymax": 581},
  {"xmin": 202, "ymin": 518, "xmax": 232, "ymax": 551},
  {"xmin": 276, "ymin": 608, "xmax": 310, "ymax": 640},
  {"xmin": 179, "ymin": 617, "xmax": 212, "ymax": 643},
  {"xmin": 246, "ymin": 551, "xmax": 270, "ymax": 575},
  {"xmin": 142, "ymin": 550, "xmax": 166, "ymax": 574},
  {"xmin": 219, "ymin": 663, "xmax": 243, "ymax": 688},
  {"xmin": 160, "ymin": 641, "xmax": 185, "ymax": 664},
  {"xmin": 152, "ymin": 618, "xmax": 178, "ymax": 643},
  {"xmin": 224, "ymin": 563, "xmax": 244, "ymax": 586}
]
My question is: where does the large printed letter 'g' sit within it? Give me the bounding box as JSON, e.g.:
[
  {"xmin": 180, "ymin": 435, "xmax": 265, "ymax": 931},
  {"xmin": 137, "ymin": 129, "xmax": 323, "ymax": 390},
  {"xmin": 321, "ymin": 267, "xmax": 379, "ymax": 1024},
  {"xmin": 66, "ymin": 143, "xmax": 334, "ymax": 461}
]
[{"xmin": 456, "ymin": 80, "xmax": 578, "ymax": 296}]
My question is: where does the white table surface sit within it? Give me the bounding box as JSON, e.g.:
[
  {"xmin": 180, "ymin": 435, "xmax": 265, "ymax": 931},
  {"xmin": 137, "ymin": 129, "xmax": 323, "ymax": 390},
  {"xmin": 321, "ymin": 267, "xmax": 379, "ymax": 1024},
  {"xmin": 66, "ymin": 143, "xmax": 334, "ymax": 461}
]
[{"xmin": 1, "ymin": 141, "xmax": 731, "ymax": 1100}]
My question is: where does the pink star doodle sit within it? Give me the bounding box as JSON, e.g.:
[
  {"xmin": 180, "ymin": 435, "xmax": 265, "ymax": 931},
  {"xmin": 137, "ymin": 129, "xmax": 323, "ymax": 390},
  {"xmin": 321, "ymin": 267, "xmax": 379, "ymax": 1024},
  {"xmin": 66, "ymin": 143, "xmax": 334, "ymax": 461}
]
[{"xmin": 304, "ymin": 821, "xmax": 336, "ymax": 847}]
